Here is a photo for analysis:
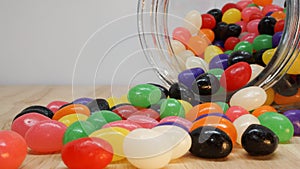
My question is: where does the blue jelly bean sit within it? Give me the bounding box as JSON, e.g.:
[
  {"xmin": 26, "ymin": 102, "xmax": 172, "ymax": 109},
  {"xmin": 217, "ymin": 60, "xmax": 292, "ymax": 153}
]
[
  {"xmin": 272, "ymin": 32, "xmax": 282, "ymax": 47},
  {"xmin": 73, "ymin": 97, "xmax": 93, "ymax": 105},
  {"xmin": 209, "ymin": 54, "xmax": 229, "ymax": 70}
]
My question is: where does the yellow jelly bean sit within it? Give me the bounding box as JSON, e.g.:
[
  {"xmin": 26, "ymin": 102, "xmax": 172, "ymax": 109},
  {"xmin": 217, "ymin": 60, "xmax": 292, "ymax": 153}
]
[
  {"xmin": 222, "ymin": 8, "xmax": 242, "ymax": 24},
  {"xmin": 178, "ymin": 100, "xmax": 193, "ymax": 114},
  {"xmin": 120, "ymin": 94, "xmax": 130, "ymax": 104},
  {"xmin": 262, "ymin": 48, "xmax": 276, "ymax": 65},
  {"xmin": 90, "ymin": 127, "xmax": 130, "ymax": 161},
  {"xmin": 204, "ymin": 45, "xmax": 223, "ymax": 63},
  {"xmin": 287, "ymin": 53, "xmax": 300, "ymax": 74},
  {"xmin": 264, "ymin": 88, "xmax": 275, "ymax": 105},
  {"xmin": 107, "ymin": 96, "xmax": 121, "ymax": 108},
  {"xmin": 58, "ymin": 114, "xmax": 89, "ymax": 127}
]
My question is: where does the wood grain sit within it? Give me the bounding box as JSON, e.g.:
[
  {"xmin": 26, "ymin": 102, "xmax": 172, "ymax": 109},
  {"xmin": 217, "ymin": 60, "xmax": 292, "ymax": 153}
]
[{"xmin": 1, "ymin": 86, "xmax": 300, "ymax": 169}]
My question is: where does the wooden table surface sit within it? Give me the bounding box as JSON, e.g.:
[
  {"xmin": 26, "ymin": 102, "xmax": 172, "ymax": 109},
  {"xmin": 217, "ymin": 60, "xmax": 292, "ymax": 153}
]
[{"xmin": 1, "ymin": 86, "xmax": 300, "ymax": 169}]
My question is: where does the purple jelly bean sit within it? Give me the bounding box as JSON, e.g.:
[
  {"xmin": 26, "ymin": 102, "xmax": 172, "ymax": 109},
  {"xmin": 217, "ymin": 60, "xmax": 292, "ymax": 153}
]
[
  {"xmin": 283, "ymin": 109, "xmax": 300, "ymax": 136},
  {"xmin": 209, "ymin": 54, "xmax": 229, "ymax": 70},
  {"xmin": 178, "ymin": 68, "xmax": 205, "ymax": 89},
  {"xmin": 272, "ymin": 32, "xmax": 282, "ymax": 47},
  {"xmin": 194, "ymin": 113, "xmax": 230, "ymax": 122},
  {"xmin": 73, "ymin": 97, "xmax": 94, "ymax": 105},
  {"xmin": 213, "ymin": 40, "xmax": 225, "ymax": 48},
  {"xmin": 265, "ymin": 11, "xmax": 274, "ymax": 16}
]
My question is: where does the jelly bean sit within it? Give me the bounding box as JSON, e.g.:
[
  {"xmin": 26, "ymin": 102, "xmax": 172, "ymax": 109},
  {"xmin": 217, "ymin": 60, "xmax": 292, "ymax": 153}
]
[
  {"xmin": 201, "ymin": 14, "xmax": 216, "ymax": 29},
  {"xmin": 204, "ymin": 45, "xmax": 224, "ymax": 63},
  {"xmin": 59, "ymin": 103, "xmax": 73, "ymax": 110},
  {"xmin": 191, "ymin": 73, "xmax": 220, "ymax": 95},
  {"xmin": 246, "ymin": 19, "xmax": 260, "ymax": 35},
  {"xmin": 258, "ymin": 112, "xmax": 294, "ymax": 143},
  {"xmin": 252, "ymin": 105, "xmax": 277, "ymax": 117},
  {"xmin": 262, "ymin": 4, "xmax": 283, "ymax": 15},
  {"xmin": 61, "ymin": 137, "xmax": 113, "ymax": 169},
  {"xmin": 102, "ymin": 120, "xmax": 142, "ymax": 131},
  {"xmin": 149, "ymin": 104, "xmax": 161, "ymax": 114},
  {"xmin": 86, "ymin": 98, "xmax": 110, "ymax": 113},
  {"xmin": 184, "ymin": 10, "xmax": 202, "ymax": 34},
  {"xmin": 240, "ymin": 32, "xmax": 257, "ymax": 43},
  {"xmin": 160, "ymin": 98, "xmax": 185, "ymax": 119},
  {"xmin": 242, "ymin": 124, "xmax": 278, "ymax": 156},
  {"xmin": 262, "ymin": 48, "xmax": 276, "ymax": 65},
  {"xmin": 177, "ymin": 50, "xmax": 195, "ymax": 62},
  {"xmin": 274, "ymin": 89, "xmax": 300, "ymax": 105},
  {"xmin": 185, "ymin": 56, "xmax": 209, "ymax": 71},
  {"xmin": 47, "ymin": 101, "xmax": 69, "ymax": 113},
  {"xmin": 199, "ymin": 29, "xmax": 215, "ymax": 42},
  {"xmin": 90, "ymin": 127, "xmax": 130, "ymax": 162},
  {"xmin": 222, "ymin": 3, "xmax": 239, "ymax": 14},
  {"xmin": 58, "ymin": 114, "xmax": 89, "ymax": 127},
  {"xmin": 213, "ymin": 40, "xmax": 225, "ymax": 49},
  {"xmin": 188, "ymin": 35, "xmax": 210, "ymax": 56},
  {"xmin": 172, "ymin": 27, "xmax": 192, "ymax": 46},
  {"xmin": 230, "ymin": 86, "xmax": 267, "ymax": 111},
  {"xmin": 157, "ymin": 121, "xmax": 189, "ymax": 132},
  {"xmin": 284, "ymin": 110, "xmax": 300, "ymax": 136},
  {"xmin": 234, "ymin": 41, "xmax": 253, "ymax": 54},
  {"xmin": 273, "ymin": 74, "xmax": 298, "ymax": 97},
  {"xmin": 52, "ymin": 104, "xmax": 90, "ymax": 120},
  {"xmin": 194, "ymin": 112, "xmax": 230, "ymax": 122},
  {"xmin": 87, "ymin": 110, "xmax": 122, "ymax": 129},
  {"xmin": 152, "ymin": 125, "xmax": 191, "ymax": 160},
  {"xmin": 233, "ymin": 114, "xmax": 260, "ymax": 144},
  {"xmin": 213, "ymin": 22, "xmax": 228, "ymax": 41},
  {"xmin": 11, "ymin": 112, "xmax": 51, "ymax": 137},
  {"xmin": 222, "ymin": 8, "xmax": 242, "ymax": 24},
  {"xmin": 264, "ymin": 88, "xmax": 275, "ymax": 105},
  {"xmin": 253, "ymin": 34, "xmax": 273, "ymax": 51},
  {"xmin": 63, "ymin": 121, "xmax": 96, "ymax": 144},
  {"xmin": 178, "ymin": 100, "xmax": 193, "ymax": 115},
  {"xmin": 14, "ymin": 105, "xmax": 54, "ymax": 121},
  {"xmin": 274, "ymin": 20, "xmax": 285, "ymax": 33},
  {"xmin": 127, "ymin": 115, "xmax": 159, "ymax": 129},
  {"xmin": 207, "ymin": 8, "xmax": 223, "ymax": 23},
  {"xmin": 168, "ymin": 83, "xmax": 196, "ymax": 104},
  {"xmin": 148, "ymin": 83, "xmax": 169, "ymax": 99},
  {"xmin": 253, "ymin": 49, "xmax": 267, "ymax": 66},
  {"xmin": 225, "ymin": 106, "xmax": 250, "ymax": 122},
  {"xmin": 258, "ymin": 16, "xmax": 277, "ymax": 35},
  {"xmin": 112, "ymin": 104, "xmax": 138, "ymax": 119},
  {"xmin": 128, "ymin": 84, "xmax": 161, "ymax": 108},
  {"xmin": 271, "ymin": 11, "xmax": 286, "ymax": 21},
  {"xmin": 287, "ymin": 53, "xmax": 300, "ymax": 74},
  {"xmin": 215, "ymin": 102, "xmax": 229, "ymax": 112},
  {"xmin": 225, "ymin": 50, "xmax": 233, "ymax": 55},
  {"xmin": 25, "ymin": 120, "xmax": 67, "ymax": 153},
  {"xmin": 220, "ymin": 62, "xmax": 252, "ymax": 92},
  {"xmin": 170, "ymin": 40, "xmax": 186, "ymax": 55},
  {"xmin": 186, "ymin": 102, "xmax": 223, "ymax": 121},
  {"xmin": 247, "ymin": 3, "xmax": 259, "ymax": 8},
  {"xmin": 0, "ymin": 131, "xmax": 27, "ymax": 169},
  {"xmin": 272, "ymin": 32, "xmax": 282, "ymax": 47},
  {"xmin": 241, "ymin": 7, "xmax": 262, "ymax": 22},
  {"xmin": 249, "ymin": 64, "xmax": 264, "ymax": 81},
  {"xmin": 131, "ymin": 108, "xmax": 160, "ymax": 120},
  {"xmin": 159, "ymin": 116, "xmax": 192, "ymax": 130},
  {"xmin": 207, "ymin": 68, "xmax": 224, "ymax": 80},
  {"xmin": 190, "ymin": 116, "xmax": 237, "ymax": 143},
  {"xmin": 107, "ymin": 96, "xmax": 122, "ymax": 108},
  {"xmin": 72, "ymin": 97, "xmax": 93, "ymax": 105},
  {"xmin": 224, "ymin": 37, "xmax": 240, "ymax": 51},
  {"xmin": 226, "ymin": 24, "xmax": 242, "ymax": 39},
  {"xmin": 236, "ymin": 0, "xmax": 253, "ymax": 10},
  {"xmin": 110, "ymin": 103, "xmax": 131, "ymax": 110},
  {"xmin": 249, "ymin": 13, "xmax": 264, "ymax": 21},
  {"xmin": 253, "ymin": 0, "xmax": 273, "ymax": 7},
  {"xmin": 236, "ymin": 21, "xmax": 247, "ymax": 33},
  {"xmin": 178, "ymin": 68, "xmax": 205, "ymax": 89},
  {"xmin": 189, "ymin": 126, "xmax": 232, "ymax": 158}
]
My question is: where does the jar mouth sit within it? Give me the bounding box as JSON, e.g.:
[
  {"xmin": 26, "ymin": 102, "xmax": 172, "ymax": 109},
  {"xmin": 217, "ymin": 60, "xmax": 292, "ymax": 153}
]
[{"xmin": 138, "ymin": 0, "xmax": 300, "ymax": 90}]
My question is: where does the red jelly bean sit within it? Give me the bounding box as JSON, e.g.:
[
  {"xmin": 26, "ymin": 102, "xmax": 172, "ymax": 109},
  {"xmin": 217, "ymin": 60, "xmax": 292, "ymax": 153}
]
[
  {"xmin": 247, "ymin": 19, "xmax": 260, "ymax": 35},
  {"xmin": 131, "ymin": 108, "xmax": 160, "ymax": 120},
  {"xmin": 236, "ymin": 0, "xmax": 253, "ymax": 10},
  {"xmin": 222, "ymin": 3, "xmax": 240, "ymax": 13},
  {"xmin": 0, "ymin": 130, "xmax": 27, "ymax": 169},
  {"xmin": 240, "ymin": 32, "xmax": 257, "ymax": 43},
  {"xmin": 127, "ymin": 115, "xmax": 159, "ymax": 129},
  {"xmin": 47, "ymin": 101, "xmax": 69, "ymax": 113},
  {"xmin": 225, "ymin": 37, "xmax": 240, "ymax": 50},
  {"xmin": 102, "ymin": 120, "xmax": 142, "ymax": 131},
  {"xmin": 225, "ymin": 106, "xmax": 249, "ymax": 122},
  {"xmin": 236, "ymin": 21, "xmax": 247, "ymax": 32},
  {"xmin": 249, "ymin": 13, "xmax": 264, "ymax": 21},
  {"xmin": 201, "ymin": 14, "xmax": 216, "ymax": 29},
  {"xmin": 25, "ymin": 120, "xmax": 67, "ymax": 153},
  {"xmin": 61, "ymin": 137, "xmax": 113, "ymax": 169},
  {"xmin": 112, "ymin": 105, "xmax": 139, "ymax": 119},
  {"xmin": 262, "ymin": 4, "xmax": 283, "ymax": 15},
  {"xmin": 242, "ymin": 7, "xmax": 262, "ymax": 22},
  {"xmin": 220, "ymin": 62, "xmax": 252, "ymax": 92},
  {"xmin": 172, "ymin": 27, "xmax": 192, "ymax": 46},
  {"xmin": 11, "ymin": 113, "xmax": 50, "ymax": 138},
  {"xmin": 274, "ymin": 20, "xmax": 285, "ymax": 33}
]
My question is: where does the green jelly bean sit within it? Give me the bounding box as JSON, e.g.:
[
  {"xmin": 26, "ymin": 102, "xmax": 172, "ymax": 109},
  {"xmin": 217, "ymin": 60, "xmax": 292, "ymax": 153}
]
[
  {"xmin": 63, "ymin": 121, "xmax": 97, "ymax": 144},
  {"xmin": 208, "ymin": 68, "xmax": 224, "ymax": 80},
  {"xmin": 160, "ymin": 98, "xmax": 185, "ymax": 119},
  {"xmin": 234, "ymin": 41, "xmax": 253, "ymax": 54},
  {"xmin": 224, "ymin": 50, "xmax": 233, "ymax": 55},
  {"xmin": 87, "ymin": 110, "xmax": 122, "ymax": 129},
  {"xmin": 258, "ymin": 112, "xmax": 294, "ymax": 143},
  {"xmin": 215, "ymin": 102, "xmax": 229, "ymax": 113},
  {"xmin": 253, "ymin": 35, "xmax": 273, "ymax": 51},
  {"xmin": 128, "ymin": 84, "xmax": 161, "ymax": 108}
]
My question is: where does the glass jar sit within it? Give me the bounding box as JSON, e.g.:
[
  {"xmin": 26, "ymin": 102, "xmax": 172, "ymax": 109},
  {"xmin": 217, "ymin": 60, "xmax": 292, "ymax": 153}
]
[{"xmin": 137, "ymin": 0, "xmax": 300, "ymax": 110}]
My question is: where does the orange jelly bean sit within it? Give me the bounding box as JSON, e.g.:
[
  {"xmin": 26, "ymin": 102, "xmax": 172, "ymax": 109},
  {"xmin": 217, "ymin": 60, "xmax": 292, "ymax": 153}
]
[
  {"xmin": 185, "ymin": 102, "xmax": 223, "ymax": 122},
  {"xmin": 253, "ymin": 0, "xmax": 273, "ymax": 7},
  {"xmin": 199, "ymin": 29, "xmax": 215, "ymax": 42},
  {"xmin": 271, "ymin": 11, "xmax": 286, "ymax": 21},
  {"xmin": 52, "ymin": 104, "xmax": 90, "ymax": 120},
  {"xmin": 274, "ymin": 89, "xmax": 300, "ymax": 105},
  {"xmin": 190, "ymin": 116, "xmax": 237, "ymax": 143},
  {"xmin": 188, "ymin": 35, "xmax": 210, "ymax": 57},
  {"xmin": 264, "ymin": 88, "xmax": 275, "ymax": 105},
  {"xmin": 252, "ymin": 105, "xmax": 277, "ymax": 117}
]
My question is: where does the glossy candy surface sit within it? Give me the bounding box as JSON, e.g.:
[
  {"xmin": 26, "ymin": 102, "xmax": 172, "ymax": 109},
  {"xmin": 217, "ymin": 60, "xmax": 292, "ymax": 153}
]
[
  {"xmin": 131, "ymin": 108, "xmax": 160, "ymax": 120},
  {"xmin": 186, "ymin": 102, "xmax": 223, "ymax": 122},
  {"xmin": 169, "ymin": 83, "xmax": 196, "ymax": 104},
  {"xmin": 160, "ymin": 99, "xmax": 185, "ymax": 119},
  {"xmin": 172, "ymin": 27, "xmax": 192, "ymax": 46},
  {"xmin": 242, "ymin": 124, "xmax": 279, "ymax": 156},
  {"xmin": 178, "ymin": 68, "xmax": 205, "ymax": 89},
  {"xmin": 127, "ymin": 115, "xmax": 159, "ymax": 129},
  {"xmin": 284, "ymin": 110, "xmax": 300, "ymax": 136},
  {"xmin": 188, "ymin": 35, "xmax": 210, "ymax": 56},
  {"xmin": 72, "ymin": 97, "xmax": 93, "ymax": 105},
  {"xmin": 58, "ymin": 113, "xmax": 89, "ymax": 127},
  {"xmin": 86, "ymin": 98, "xmax": 110, "ymax": 113},
  {"xmin": 0, "ymin": 130, "xmax": 27, "ymax": 169},
  {"xmin": 225, "ymin": 106, "xmax": 249, "ymax": 122},
  {"xmin": 14, "ymin": 105, "xmax": 54, "ymax": 121},
  {"xmin": 251, "ymin": 105, "xmax": 277, "ymax": 117},
  {"xmin": 191, "ymin": 73, "xmax": 220, "ymax": 95},
  {"xmin": 63, "ymin": 121, "xmax": 96, "ymax": 144},
  {"xmin": 184, "ymin": 10, "xmax": 202, "ymax": 34},
  {"xmin": 52, "ymin": 104, "xmax": 90, "ymax": 120},
  {"xmin": 47, "ymin": 101, "xmax": 69, "ymax": 113},
  {"xmin": 25, "ymin": 120, "xmax": 67, "ymax": 153},
  {"xmin": 209, "ymin": 54, "xmax": 229, "ymax": 70},
  {"xmin": 87, "ymin": 110, "xmax": 122, "ymax": 129},
  {"xmin": 61, "ymin": 137, "xmax": 113, "ymax": 169},
  {"xmin": 127, "ymin": 84, "xmax": 161, "ymax": 108},
  {"xmin": 102, "ymin": 120, "xmax": 142, "ymax": 131},
  {"xmin": 189, "ymin": 126, "xmax": 232, "ymax": 158},
  {"xmin": 159, "ymin": 116, "xmax": 192, "ymax": 130},
  {"xmin": 112, "ymin": 104, "xmax": 138, "ymax": 119}
]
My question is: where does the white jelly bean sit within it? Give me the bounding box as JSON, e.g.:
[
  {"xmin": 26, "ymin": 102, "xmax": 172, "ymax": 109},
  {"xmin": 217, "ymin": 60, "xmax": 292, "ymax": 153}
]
[
  {"xmin": 250, "ymin": 64, "xmax": 264, "ymax": 82},
  {"xmin": 184, "ymin": 10, "xmax": 202, "ymax": 35},
  {"xmin": 170, "ymin": 40, "xmax": 186, "ymax": 55},
  {"xmin": 185, "ymin": 56, "xmax": 209, "ymax": 71}
]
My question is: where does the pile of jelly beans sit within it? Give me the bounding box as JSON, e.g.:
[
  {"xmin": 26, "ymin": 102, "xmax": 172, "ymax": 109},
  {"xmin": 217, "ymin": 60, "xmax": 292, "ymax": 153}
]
[{"xmin": 0, "ymin": 82, "xmax": 299, "ymax": 169}]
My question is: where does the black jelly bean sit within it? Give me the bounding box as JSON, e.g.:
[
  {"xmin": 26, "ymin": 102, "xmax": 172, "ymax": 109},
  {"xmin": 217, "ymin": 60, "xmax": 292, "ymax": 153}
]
[
  {"xmin": 207, "ymin": 8, "xmax": 223, "ymax": 23},
  {"xmin": 191, "ymin": 73, "xmax": 220, "ymax": 95},
  {"xmin": 253, "ymin": 49, "xmax": 268, "ymax": 67},
  {"xmin": 169, "ymin": 83, "xmax": 196, "ymax": 104},
  {"xmin": 110, "ymin": 103, "xmax": 132, "ymax": 111},
  {"xmin": 273, "ymin": 74, "xmax": 298, "ymax": 97},
  {"xmin": 14, "ymin": 105, "xmax": 54, "ymax": 121},
  {"xmin": 258, "ymin": 16, "xmax": 277, "ymax": 35},
  {"xmin": 228, "ymin": 51, "xmax": 255, "ymax": 66},
  {"xmin": 87, "ymin": 98, "xmax": 110, "ymax": 112},
  {"xmin": 214, "ymin": 22, "xmax": 228, "ymax": 41}
]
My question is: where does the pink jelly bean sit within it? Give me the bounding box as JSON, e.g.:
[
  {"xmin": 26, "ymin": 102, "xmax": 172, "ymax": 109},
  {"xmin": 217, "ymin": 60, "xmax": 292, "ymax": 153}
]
[
  {"xmin": 25, "ymin": 120, "xmax": 67, "ymax": 153},
  {"xmin": 247, "ymin": 19, "xmax": 260, "ymax": 35},
  {"xmin": 130, "ymin": 108, "xmax": 160, "ymax": 120},
  {"xmin": 236, "ymin": 0, "xmax": 253, "ymax": 10},
  {"xmin": 225, "ymin": 106, "xmax": 249, "ymax": 122},
  {"xmin": 262, "ymin": 4, "xmax": 284, "ymax": 15},
  {"xmin": 240, "ymin": 32, "xmax": 257, "ymax": 43},
  {"xmin": 102, "ymin": 120, "xmax": 142, "ymax": 131},
  {"xmin": 11, "ymin": 113, "xmax": 51, "ymax": 138},
  {"xmin": 127, "ymin": 115, "xmax": 159, "ymax": 129},
  {"xmin": 159, "ymin": 116, "xmax": 192, "ymax": 130},
  {"xmin": 236, "ymin": 21, "xmax": 247, "ymax": 33},
  {"xmin": 112, "ymin": 105, "xmax": 138, "ymax": 119},
  {"xmin": 242, "ymin": 7, "xmax": 262, "ymax": 23},
  {"xmin": 47, "ymin": 101, "xmax": 69, "ymax": 113},
  {"xmin": 172, "ymin": 27, "xmax": 192, "ymax": 46}
]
